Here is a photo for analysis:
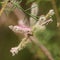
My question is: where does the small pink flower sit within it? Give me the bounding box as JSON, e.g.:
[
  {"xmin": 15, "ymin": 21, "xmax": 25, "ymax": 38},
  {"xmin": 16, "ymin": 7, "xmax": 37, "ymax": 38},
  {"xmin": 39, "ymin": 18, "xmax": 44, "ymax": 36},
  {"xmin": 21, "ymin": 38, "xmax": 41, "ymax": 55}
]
[
  {"xmin": 18, "ymin": 25, "xmax": 31, "ymax": 32},
  {"xmin": 9, "ymin": 20, "xmax": 31, "ymax": 33},
  {"xmin": 10, "ymin": 47, "xmax": 19, "ymax": 56},
  {"xmin": 18, "ymin": 20, "xmax": 31, "ymax": 32}
]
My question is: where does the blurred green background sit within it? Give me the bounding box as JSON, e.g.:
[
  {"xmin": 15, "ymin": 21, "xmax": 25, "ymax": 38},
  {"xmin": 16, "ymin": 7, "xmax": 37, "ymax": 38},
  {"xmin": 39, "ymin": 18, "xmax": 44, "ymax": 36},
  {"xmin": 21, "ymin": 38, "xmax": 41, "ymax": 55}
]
[{"xmin": 0, "ymin": 0, "xmax": 60, "ymax": 60}]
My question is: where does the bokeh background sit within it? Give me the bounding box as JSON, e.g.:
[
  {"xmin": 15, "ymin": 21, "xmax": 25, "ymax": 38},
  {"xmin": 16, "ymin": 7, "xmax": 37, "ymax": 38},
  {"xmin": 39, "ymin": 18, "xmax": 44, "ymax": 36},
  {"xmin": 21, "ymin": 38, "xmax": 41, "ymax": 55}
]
[{"xmin": 0, "ymin": 0, "xmax": 60, "ymax": 60}]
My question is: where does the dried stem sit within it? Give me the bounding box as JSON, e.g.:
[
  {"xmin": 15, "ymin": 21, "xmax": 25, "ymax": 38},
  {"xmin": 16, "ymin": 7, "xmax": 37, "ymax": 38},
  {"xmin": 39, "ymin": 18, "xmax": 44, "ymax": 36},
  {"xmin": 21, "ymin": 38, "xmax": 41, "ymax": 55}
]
[
  {"xmin": 7, "ymin": 2, "xmax": 25, "ymax": 20},
  {"xmin": 0, "ymin": 0, "xmax": 9, "ymax": 16},
  {"xmin": 29, "ymin": 36, "xmax": 54, "ymax": 60},
  {"xmin": 51, "ymin": 0, "xmax": 60, "ymax": 27}
]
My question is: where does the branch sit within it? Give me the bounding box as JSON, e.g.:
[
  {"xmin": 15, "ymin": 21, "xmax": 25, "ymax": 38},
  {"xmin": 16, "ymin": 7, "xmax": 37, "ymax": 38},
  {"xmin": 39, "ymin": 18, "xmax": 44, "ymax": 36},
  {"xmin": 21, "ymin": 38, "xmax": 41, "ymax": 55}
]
[
  {"xmin": 29, "ymin": 36, "xmax": 54, "ymax": 60},
  {"xmin": 10, "ymin": 37, "xmax": 31, "ymax": 56},
  {"xmin": 51, "ymin": 0, "xmax": 60, "ymax": 27},
  {"xmin": 0, "ymin": 0, "xmax": 9, "ymax": 16},
  {"xmin": 7, "ymin": 1, "xmax": 30, "ymax": 26}
]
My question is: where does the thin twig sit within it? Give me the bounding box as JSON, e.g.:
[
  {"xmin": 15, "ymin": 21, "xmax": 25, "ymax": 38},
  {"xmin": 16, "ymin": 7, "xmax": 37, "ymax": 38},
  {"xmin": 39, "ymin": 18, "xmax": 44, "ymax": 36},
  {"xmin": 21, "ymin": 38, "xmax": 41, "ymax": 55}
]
[
  {"xmin": 0, "ymin": 0, "xmax": 9, "ymax": 16},
  {"xmin": 29, "ymin": 36, "xmax": 54, "ymax": 60},
  {"xmin": 51, "ymin": 0, "xmax": 60, "ymax": 27}
]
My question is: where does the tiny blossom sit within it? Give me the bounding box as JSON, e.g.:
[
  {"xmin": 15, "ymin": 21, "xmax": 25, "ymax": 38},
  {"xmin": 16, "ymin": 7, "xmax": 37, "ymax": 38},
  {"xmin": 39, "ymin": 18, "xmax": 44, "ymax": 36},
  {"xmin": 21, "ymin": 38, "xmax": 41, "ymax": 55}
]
[
  {"xmin": 46, "ymin": 9, "xmax": 54, "ymax": 18},
  {"xmin": 30, "ymin": 2, "xmax": 38, "ymax": 26},
  {"xmin": 9, "ymin": 21, "xmax": 31, "ymax": 33},
  {"xmin": 37, "ymin": 15, "xmax": 46, "ymax": 25},
  {"xmin": 41, "ymin": 18, "xmax": 53, "ymax": 26},
  {"xmin": 9, "ymin": 25, "xmax": 14, "ymax": 30},
  {"xmin": 36, "ymin": 15, "xmax": 53, "ymax": 26},
  {"xmin": 20, "ymin": 26, "xmax": 31, "ymax": 32},
  {"xmin": 10, "ymin": 37, "xmax": 31, "ymax": 56},
  {"xmin": 14, "ymin": 25, "xmax": 31, "ymax": 32},
  {"xmin": 18, "ymin": 20, "xmax": 31, "ymax": 32},
  {"xmin": 49, "ymin": 9, "xmax": 55, "ymax": 16},
  {"xmin": 10, "ymin": 46, "xmax": 19, "ymax": 56},
  {"xmin": 39, "ymin": 15, "xmax": 46, "ymax": 21},
  {"xmin": 31, "ymin": 2, "xmax": 38, "ymax": 16}
]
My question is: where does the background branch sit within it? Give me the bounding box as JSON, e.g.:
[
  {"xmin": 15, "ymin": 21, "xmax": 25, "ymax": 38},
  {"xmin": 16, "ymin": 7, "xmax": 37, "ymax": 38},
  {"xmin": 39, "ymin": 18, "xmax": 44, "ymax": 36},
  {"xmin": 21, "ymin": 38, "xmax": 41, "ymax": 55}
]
[
  {"xmin": 51, "ymin": 0, "xmax": 60, "ymax": 27},
  {"xmin": 29, "ymin": 36, "xmax": 54, "ymax": 60}
]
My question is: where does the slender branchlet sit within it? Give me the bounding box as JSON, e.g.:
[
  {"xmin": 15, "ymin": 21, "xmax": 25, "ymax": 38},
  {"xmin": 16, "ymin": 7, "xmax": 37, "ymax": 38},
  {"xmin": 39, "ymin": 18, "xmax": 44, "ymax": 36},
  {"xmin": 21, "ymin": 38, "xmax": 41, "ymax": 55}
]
[
  {"xmin": 10, "ymin": 37, "xmax": 31, "ymax": 56},
  {"xmin": 0, "ymin": 0, "xmax": 9, "ymax": 16},
  {"xmin": 29, "ymin": 36, "xmax": 54, "ymax": 60}
]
